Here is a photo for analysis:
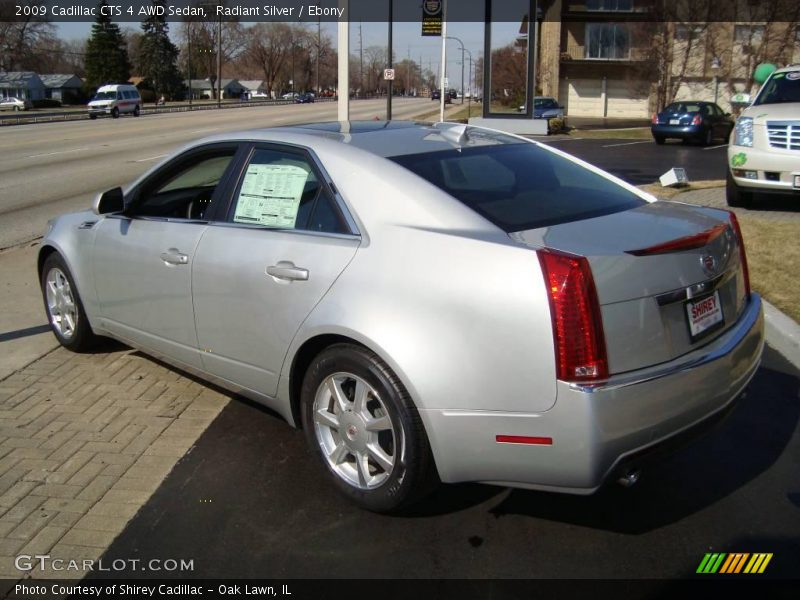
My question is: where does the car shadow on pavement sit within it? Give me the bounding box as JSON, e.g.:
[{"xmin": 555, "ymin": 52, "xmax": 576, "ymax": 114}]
[
  {"xmin": 486, "ymin": 366, "xmax": 799, "ymax": 534},
  {"xmin": 747, "ymin": 193, "xmax": 800, "ymax": 213}
]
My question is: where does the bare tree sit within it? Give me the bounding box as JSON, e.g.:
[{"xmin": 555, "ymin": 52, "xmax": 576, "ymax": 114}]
[
  {"xmin": 242, "ymin": 22, "xmax": 293, "ymax": 96},
  {"xmin": 0, "ymin": 3, "xmax": 57, "ymax": 72}
]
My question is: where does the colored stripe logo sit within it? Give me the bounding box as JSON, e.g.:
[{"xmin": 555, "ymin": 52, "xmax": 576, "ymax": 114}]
[{"xmin": 697, "ymin": 553, "xmax": 773, "ymax": 574}]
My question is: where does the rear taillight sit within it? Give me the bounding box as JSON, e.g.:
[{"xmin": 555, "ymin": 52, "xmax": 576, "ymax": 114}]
[
  {"xmin": 691, "ymin": 114, "xmax": 703, "ymax": 125},
  {"xmin": 538, "ymin": 249, "xmax": 608, "ymax": 383},
  {"xmin": 651, "ymin": 113, "xmax": 659, "ymax": 124},
  {"xmin": 727, "ymin": 211, "xmax": 751, "ymax": 301}
]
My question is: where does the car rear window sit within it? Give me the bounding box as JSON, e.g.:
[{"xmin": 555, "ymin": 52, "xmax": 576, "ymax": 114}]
[{"xmin": 390, "ymin": 143, "xmax": 645, "ymax": 232}]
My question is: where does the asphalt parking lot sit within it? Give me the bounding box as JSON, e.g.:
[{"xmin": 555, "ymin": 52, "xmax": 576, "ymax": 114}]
[
  {"xmin": 95, "ymin": 347, "xmax": 800, "ymax": 579},
  {"xmin": 540, "ymin": 137, "xmax": 728, "ymax": 184}
]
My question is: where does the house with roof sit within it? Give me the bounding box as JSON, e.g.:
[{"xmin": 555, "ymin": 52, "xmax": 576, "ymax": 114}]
[
  {"xmin": 40, "ymin": 74, "xmax": 84, "ymax": 104},
  {"xmin": 184, "ymin": 78, "xmax": 246, "ymax": 100},
  {"xmin": 0, "ymin": 72, "xmax": 45, "ymax": 101},
  {"xmin": 239, "ymin": 80, "xmax": 269, "ymax": 98}
]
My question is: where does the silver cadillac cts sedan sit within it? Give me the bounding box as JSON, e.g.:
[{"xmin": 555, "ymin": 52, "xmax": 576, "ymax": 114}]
[{"xmin": 39, "ymin": 121, "xmax": 764, "ymax": 512}]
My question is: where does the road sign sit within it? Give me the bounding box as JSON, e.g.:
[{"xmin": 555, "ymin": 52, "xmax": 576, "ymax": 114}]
[
  {"xmin": 384, "ymin": 69, "xmax": 396, "ymax": 81},
  {"xmin": 443, "ymin": 78, "xmax": 449, "ymax": 88},
  {"xmin": 422, "ymin": 0, "xmax": 442, "ymax": 36}
]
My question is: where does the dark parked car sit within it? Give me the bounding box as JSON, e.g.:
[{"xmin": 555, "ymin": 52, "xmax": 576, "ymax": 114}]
[
  {"xmin": 430, "ymin": 90, "xmax": 451, "ymax": 104},
  {"xmin": 651, "ymin": 101, "xmax": 734, "ymax": 146},
  {"xmin": 294, "ymin": 93, "xmax": 315, "ymax": 104}
]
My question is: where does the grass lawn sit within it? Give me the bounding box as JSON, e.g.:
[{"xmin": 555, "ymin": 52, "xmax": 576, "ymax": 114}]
[
  {"xmin": 736, "ymin": 217, "xmax": 800, "ymax": 322},
  {"xmin": 638, "ymin": 180, "xmax": 726, "ymax": 199}
]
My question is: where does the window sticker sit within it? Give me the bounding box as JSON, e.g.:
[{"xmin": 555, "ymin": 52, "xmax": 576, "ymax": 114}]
[{"xmin": 233, "ymin": 163, "xmax": 309, "ymax": 228}]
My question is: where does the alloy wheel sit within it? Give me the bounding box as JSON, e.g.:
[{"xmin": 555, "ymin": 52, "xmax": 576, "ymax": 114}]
[
  {"xmin": 312, "ymin": 372, "xmax": 400, "ymax": 490},
  {"xmin": 45, "ymin": 268, "xmax": 78, "ymax": 339}
]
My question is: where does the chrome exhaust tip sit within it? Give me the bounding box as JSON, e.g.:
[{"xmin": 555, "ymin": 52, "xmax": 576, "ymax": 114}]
[{"xmin": 617, "ymin": 469, "xmax": 641, "ymax": 488}]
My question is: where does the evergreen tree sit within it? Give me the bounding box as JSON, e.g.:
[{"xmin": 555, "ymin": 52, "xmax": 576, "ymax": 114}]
[
  {"xmin": 84, "ymin": 0, "xmax": 131, "ymax": 89},
  {"xmin": 138, "ymin": 0, "xmax": 184, "ymax": 100}
]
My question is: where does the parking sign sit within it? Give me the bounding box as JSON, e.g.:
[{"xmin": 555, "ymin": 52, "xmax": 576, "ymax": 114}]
[{"xmin": 383, "ymin": 69, "xmax": 396, "ymax": 81}]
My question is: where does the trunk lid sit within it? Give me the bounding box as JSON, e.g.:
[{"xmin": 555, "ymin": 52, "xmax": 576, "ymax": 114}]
[{"xmin": 511, "ymin": 201, "xmax": 749, "ymax": 375}]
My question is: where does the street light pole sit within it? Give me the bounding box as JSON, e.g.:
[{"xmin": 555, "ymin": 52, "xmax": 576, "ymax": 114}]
[{"xmin": 445, "ymin": 36, "xmax": 465, "ymax": 104}]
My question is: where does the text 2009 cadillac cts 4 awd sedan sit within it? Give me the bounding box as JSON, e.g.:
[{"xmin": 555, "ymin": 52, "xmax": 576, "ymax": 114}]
[{"xmin": 39, "ymin": 121, "xmax": 764, "ymax": 512}]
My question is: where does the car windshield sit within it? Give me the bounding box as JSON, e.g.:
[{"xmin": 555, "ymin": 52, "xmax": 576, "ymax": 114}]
[
  {"xmin": 92, "ymin": 91, "xmax": 116, "ymax": 101},
  {"xmin": 534, "ymin": 98, "xmax": 556, "ymax": 108},
  {"xmin": 390, "ymin": 143, "xmax": 645, "ymax": 232},
  {"xmin": 754, "ymin": 72, "xmax": 800, "ymax": 105}
]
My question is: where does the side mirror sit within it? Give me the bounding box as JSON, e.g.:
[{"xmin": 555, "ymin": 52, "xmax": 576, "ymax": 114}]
[
  {"xmin": 725, "ymin": 112, "xmax": 732, "ymax": 117},
  {"xmin": 92, "ymin": 187, "xmax": 124, "ymax": 215}
]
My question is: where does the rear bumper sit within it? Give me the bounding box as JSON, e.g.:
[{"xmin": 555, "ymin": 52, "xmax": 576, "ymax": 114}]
[
  {"xmin": 651, "ymin": 124, "xmax": 702, "ymax": 138},
  {"xmin": 422, "ymin": 293, "xmax": 764, "ymax": 493}
]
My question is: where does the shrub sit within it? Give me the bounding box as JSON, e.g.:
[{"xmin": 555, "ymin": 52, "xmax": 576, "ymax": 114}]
[{"xmin": 548, "ymin": 117, "xmax": 566, "ymax": 134}]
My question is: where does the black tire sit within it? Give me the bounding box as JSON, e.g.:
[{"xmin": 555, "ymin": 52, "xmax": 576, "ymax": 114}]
[
  {"xmin": 301, "ymin": 343, "xmax": 439, "ymax": 513},
  {"xmin": 654, "ymin": 135, "xmax": 665, "ymax": 145},
  {"xmin": 111, "ymin": 107, "xmax": 119, "ymax": 119},
  {"xmin": 14, "ymin": 105, "xmax": 20, "ymax": 112},
  {"xmin": 133, "ymin": 104, "xmax": 140, "ymax": 117},
  {"xmin": 89, "ymin": 114, "xmax": 97, "ymax": 120},
  {"xmin": 40, "ymin": 253, "xmax": 100, "ymax": 352},
  {"xmin": 703, "ymin": 127, "xmax": 713, "ymax": 146},
  {"xmin": 726, "ymin": 170, "xmax": 753, "ymax": 208}
]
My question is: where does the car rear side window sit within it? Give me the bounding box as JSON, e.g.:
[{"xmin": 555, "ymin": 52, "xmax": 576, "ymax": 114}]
[
  {"xmin": 390, "ymin": 143, "xmax": 645, "ymax": 232},
  {"xmin": 228, "ymin": 148, "xmax": 348, "ymax": 234}
]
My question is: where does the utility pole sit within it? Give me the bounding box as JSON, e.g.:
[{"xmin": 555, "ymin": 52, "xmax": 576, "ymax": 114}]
[
  {"xmin": 439, "ymin": 0, "xmax": 447, "ymax": 121},
  {"xmin": 187, "ymin": 23, "xmax": 192, "ymax": 107},
  {"xmin": 316, "ymin": 17, "xmax": 321, "ymax": 94},
  {"xmin": 387, "ymin": 0, "xmax": 393, "ymax": 120},
  {"xmin": 359, "ymin": 22, "xmax": 363, "ymax": 98},
  {"xmin": 216, "ymin": 12, "xmax": 222, "ymax": 108}
]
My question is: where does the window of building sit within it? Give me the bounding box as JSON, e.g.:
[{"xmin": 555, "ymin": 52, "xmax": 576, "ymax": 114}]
[
  {"xmin": 675, "ymin": 25, "xmax": 705, "ymax": 41},
  {"xmin": 586, "ymin": 0, "xmax": 633, "ymax": 11},
  {"xmin": 585, "ymin": 23, "xmax": 631, "ymax": 60},
  {"xmin": 734, "ymin": 25, "xmax": 765, "ymax": 44}
]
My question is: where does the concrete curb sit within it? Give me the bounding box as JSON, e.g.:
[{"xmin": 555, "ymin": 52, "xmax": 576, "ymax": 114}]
[{"xmin": 763, "ymin": 298, "xmax": 800, "ymax": 374}]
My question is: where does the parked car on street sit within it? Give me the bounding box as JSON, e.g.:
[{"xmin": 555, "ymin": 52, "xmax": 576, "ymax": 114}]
[
  {"xmin": 430, "ymin": 90, "xmax": 451, "ymax": 104},
  {"xmin": 282, "ymin": 92, "xmax": 299, "ymax": 100},
  {"xmin": 651, "ymin": 101, "xmax": 734, "ymax": 146},
  {"xmin": 294, "ymin": 93, "xmax": 315, "ymax": 104},
  {"xmin": 39, "ymin": 121, "xmax": 763, "ymax": 513},
  {"xmin": 0, "ymin": 96, "xmax": 32, "ymax": 111},
  {"xmin": 726, "ymin": 64, "xmax": 800, "ymax": 208}
]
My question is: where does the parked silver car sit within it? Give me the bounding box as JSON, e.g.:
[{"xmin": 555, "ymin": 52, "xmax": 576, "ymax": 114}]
[
  {"xmin": 0, "ymin": 96, "xmax": 32, "ymax": 111},
  {"xmin": 39, "ymin": 121, "xmax": 764, "ymax": 512}
]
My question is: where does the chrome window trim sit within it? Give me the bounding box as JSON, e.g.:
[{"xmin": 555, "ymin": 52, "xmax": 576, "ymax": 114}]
[{"xmin": 207, "ymin": 220, "xmax": 361, "ymax": 242}]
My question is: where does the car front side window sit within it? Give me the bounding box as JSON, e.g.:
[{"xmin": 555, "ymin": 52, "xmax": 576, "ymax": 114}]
[{"xmin": 128, "ymin": 148, "xmax": 238, "ymax": 221}]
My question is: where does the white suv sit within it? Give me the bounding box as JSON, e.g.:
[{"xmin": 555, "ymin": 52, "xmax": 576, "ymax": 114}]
[{"xmin": 727, "ymin": 65, "xmax": 800, "ymax": 207}]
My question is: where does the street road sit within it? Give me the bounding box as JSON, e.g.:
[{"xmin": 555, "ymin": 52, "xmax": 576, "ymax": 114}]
[{"xmin": 0, "ymin": 98, "xmax": 430, "ymax": 249}]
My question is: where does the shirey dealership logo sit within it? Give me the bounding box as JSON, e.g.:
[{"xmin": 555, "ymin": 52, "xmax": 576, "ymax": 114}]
[{"xmin": 696, "ymin": 552, "xmax": 773, "ymax": 574}]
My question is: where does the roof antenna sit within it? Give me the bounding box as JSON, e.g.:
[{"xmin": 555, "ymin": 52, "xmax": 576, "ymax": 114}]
[{"xmin": 435, "ymin": 123, "xmax": 469, "ymax": 145}]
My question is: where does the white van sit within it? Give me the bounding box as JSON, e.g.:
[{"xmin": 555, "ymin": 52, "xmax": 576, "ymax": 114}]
[{"xmin": 88, "ymin": 84, "xmax": 141, "ymax": 119}]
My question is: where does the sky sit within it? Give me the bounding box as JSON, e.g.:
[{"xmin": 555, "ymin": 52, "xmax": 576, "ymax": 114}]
[{"xmin": 55, "ymin": 19, "xmax": 524, "ymax": 86}]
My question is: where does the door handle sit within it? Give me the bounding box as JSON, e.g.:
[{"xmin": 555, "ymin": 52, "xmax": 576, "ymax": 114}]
[
  {"xmin": 267, "ymin": 261, "xmax": 309, "ymax": 281},
  {"xmin": 160, "ymin": 249, "xmax": 189, "ymax": 265}
]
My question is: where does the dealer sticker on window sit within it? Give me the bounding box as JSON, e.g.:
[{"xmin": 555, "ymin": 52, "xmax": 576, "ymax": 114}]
[{"xmin": 686, "ymin": 291, "xmax": 724, "ymax": 342}]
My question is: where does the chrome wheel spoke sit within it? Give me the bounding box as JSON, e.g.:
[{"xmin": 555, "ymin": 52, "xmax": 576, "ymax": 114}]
[
  {"xmin": 314, "ymin": 408, "xmax": 340, "ymax": 431},
  {"xmin": 365, "ymin": 414, "xmax": 391, "ymax": 432},
  {"xmin": 328, "ymin": 377, "xmax": 350, "ymax": 413},
  {"xmin": 355, "ymin": 451, "xmax": 370, "ymax": 487},
  {"xmin": 45, "ymin": 268, "xmax": 77, "ymax": 340},
  {"xmin": 329, "ymin": 441, "xmax": 349, "ymax": 465},
  {"xmin": 353, "ymin": 379, "xmax": 368, "ymax": 415},
  {"xmin": 366, "ymin": 442, "xmax": 393, "ymax": 473}
]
